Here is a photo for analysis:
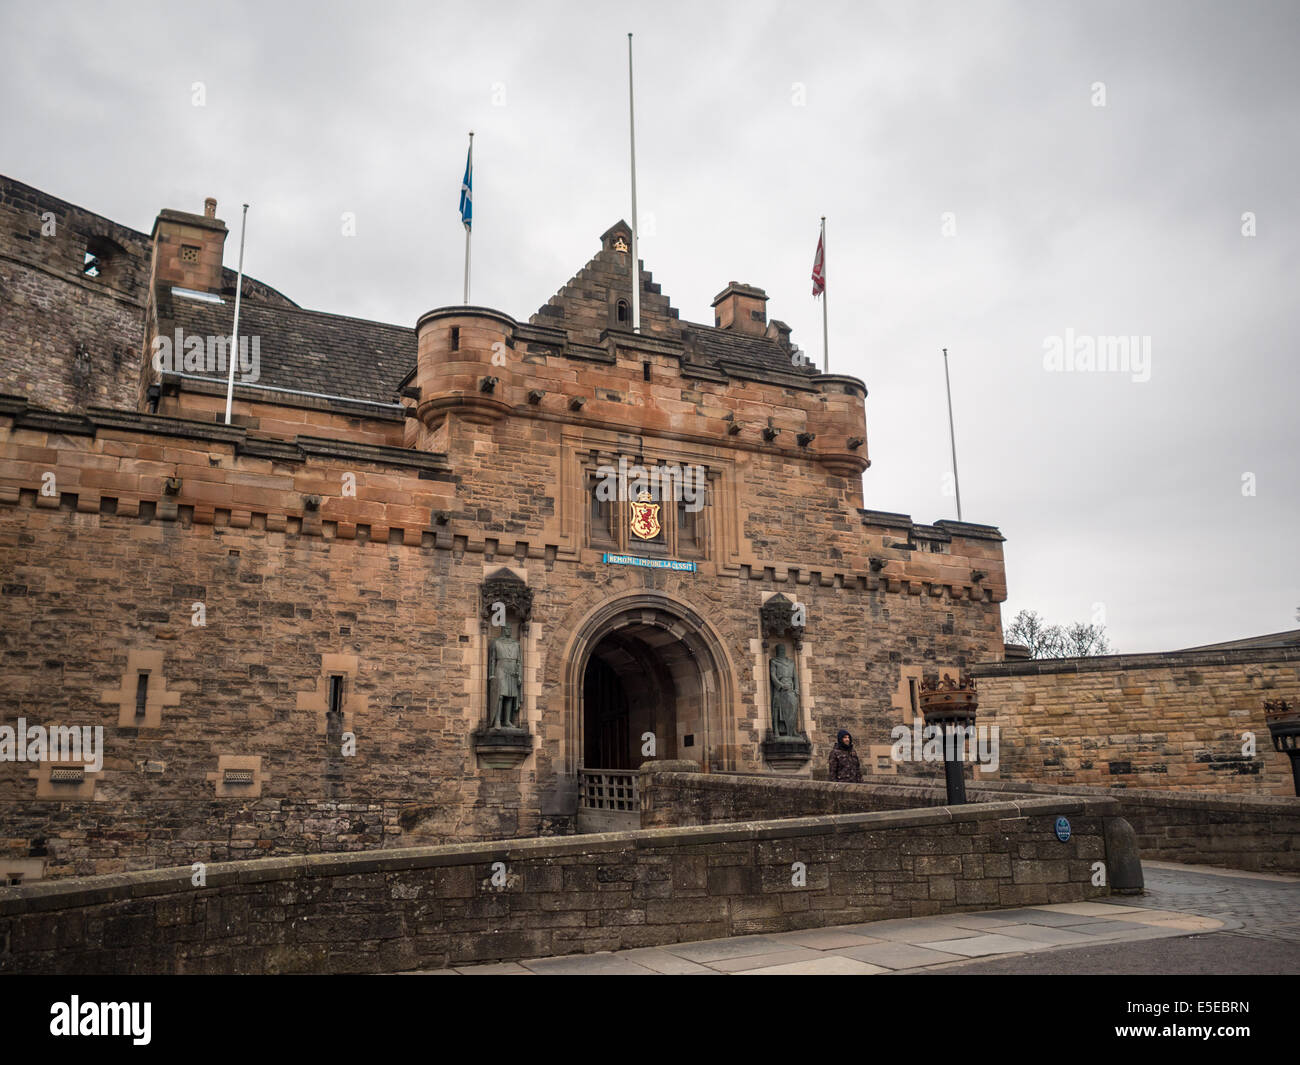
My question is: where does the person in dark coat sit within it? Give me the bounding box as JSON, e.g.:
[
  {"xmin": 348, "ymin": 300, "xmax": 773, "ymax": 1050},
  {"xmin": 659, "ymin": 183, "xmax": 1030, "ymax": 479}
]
[{"xmin": 828, "ymin": 729, "xmax": 862, "ymax": 782}]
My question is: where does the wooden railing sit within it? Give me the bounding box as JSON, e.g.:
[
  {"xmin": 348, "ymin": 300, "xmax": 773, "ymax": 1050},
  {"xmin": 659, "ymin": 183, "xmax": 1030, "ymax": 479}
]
[{"xmin": 579, "ymin": 769, "xmax": 639, "ymax": 813}]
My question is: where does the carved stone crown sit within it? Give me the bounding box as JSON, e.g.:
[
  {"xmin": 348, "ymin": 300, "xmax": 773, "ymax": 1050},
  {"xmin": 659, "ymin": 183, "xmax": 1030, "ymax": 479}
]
[
  {"xmin": 480, "ymin": 570, "xmax": 533, "ymax": 626},
  {"xmin": 761, "ymin": 593, "xmax": 805, "ymax": 647}
]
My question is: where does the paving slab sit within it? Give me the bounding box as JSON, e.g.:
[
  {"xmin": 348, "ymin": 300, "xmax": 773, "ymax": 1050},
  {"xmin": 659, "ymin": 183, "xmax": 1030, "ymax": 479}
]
[
  {"xmin": 1056, "ymin": 919, "xmax": 1176, "ymax": 936},
  {"xmin": 768, "ymin": 929, "xmax": 885, "ymax": 950},
  {"xmin": 852, "ymin": 919, "xmax": 985, "ymax": 943},
  {"xmin": 618, "ymin": 947, "xmax": 717, "ymax": 974},
  {"xmin": 975, "ymin": 923, "xmax": 1098, "ymax": 946},
  {"xmin": 708, "ymin": 946, "xmax": 825, "ymax": 972},
  {"xmin": 831, "ymin": 941, "xmax": 969, "ymax": 970},
  {"xmin": 936, "ymin": 914, "xmax": 1027, "ymax": 931},
  {"xmin": 519, "ymin": 953, "xmax": 659, "ymax": 975},
  {"xmin": 990, "ymin": 908, "xmax": 1118, "ymax": 927},
  {"xmin": 919, "ymin": 933, "xmax": 1054, "ymax": 957},
  {"xmin": 738, "ymin": 955, "xmax": 889, "ymax": 975},
  {"xmin": 1037, "ymin": 901, "xmax": 1152, "ymax": 917},
  {"xmin": 454, "ymin": 961, "xmax": 534, "ymax": 975},
  {"xmin": 660, "ymin": 935, "xmax": 804, "ymax": 963}
]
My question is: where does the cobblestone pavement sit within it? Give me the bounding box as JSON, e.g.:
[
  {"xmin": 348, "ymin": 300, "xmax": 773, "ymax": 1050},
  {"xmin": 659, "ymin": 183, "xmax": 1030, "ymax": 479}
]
[
  {"xmin": 414, "ymin": 861, "xmax": 1298, "ymax": 975},
  {"xmin": 1116, "ymin": 861, "xmax": 1300, "ymax": 944}
]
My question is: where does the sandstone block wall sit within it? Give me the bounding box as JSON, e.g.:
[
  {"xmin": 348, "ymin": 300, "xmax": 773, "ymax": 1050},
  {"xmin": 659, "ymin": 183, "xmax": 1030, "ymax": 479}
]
[
  {"xmin": 0, "ymin": 795, "xmax": 1117, "ymax": 974},
  {"xmin": 640, "ymin": 770, "xmax": 1300, "ymax": 874},
  {"xmin": 972, "ymin": 651, "xmax": 1300, "ymax": 797},
  {"xmin": 0, "ymin": 388, "xmax": 1004, "ymax": 877},
  {"xmin": 912, "ymin": 776, "xmax": 1300, "ymax": 874}
]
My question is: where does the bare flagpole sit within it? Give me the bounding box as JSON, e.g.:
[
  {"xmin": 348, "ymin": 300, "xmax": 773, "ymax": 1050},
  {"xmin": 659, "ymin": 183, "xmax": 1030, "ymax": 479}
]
[
  {"xmin": 627, "ymin": 32, "xmax": 640, "ymax": 333},
  {"xmin": 820, "ymin": 216, "xmax": 828, "ymax": 372},
  {"xmin": 942, "ymin": 347, "xmax": 963, "ymax": 521},
  {"xmin": 224, "ymin": 203, "xmax": 249, "ymax": 425}
]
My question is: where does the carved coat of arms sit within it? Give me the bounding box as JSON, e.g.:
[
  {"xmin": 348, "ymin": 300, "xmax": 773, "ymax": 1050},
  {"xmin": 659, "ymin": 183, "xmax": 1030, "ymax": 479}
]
[{"xmin": 629, "ymin": 492, "xmax": 661, "ymax": 540}]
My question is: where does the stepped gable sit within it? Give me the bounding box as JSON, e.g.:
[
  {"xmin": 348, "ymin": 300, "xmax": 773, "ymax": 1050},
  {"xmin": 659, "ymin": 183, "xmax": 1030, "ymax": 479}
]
[
  {"xmin": 530, "ymin": 219, "xmax": 682, "ymax": 344},
  {"xmin": 160, "ymin": 288, "xmax": 413, "ymax": 405},
  {"xmin": 531, "ymin": 220, "xmax": 816, "ymax": 383}
]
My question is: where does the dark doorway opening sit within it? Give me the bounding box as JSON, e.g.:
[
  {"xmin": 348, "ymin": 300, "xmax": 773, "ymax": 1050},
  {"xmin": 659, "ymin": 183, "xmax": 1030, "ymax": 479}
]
[{"xmin": 584, "ymin": 654, "xmax": 631, "ymax": 769}]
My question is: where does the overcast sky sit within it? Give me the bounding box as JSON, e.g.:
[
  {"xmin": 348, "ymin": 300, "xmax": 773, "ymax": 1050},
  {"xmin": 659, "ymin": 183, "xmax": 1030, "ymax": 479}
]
[{"xmin": 3, "ymin": 0, "xmax": 1297, "ymax": 653}]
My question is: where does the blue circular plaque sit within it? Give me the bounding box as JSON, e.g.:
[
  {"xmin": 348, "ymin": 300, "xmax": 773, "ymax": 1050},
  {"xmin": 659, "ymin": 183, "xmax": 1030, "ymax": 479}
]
[{"xmin": 1054, "ymin": 816, "xmax": 1071, "ymax": 842}]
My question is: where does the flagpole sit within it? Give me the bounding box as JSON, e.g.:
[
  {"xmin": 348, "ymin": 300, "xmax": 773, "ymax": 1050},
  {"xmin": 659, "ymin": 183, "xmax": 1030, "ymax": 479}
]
[
  {"xmin": 627, "ymin": 32, "xmax": 640, "ymax": 333},
  {"xmin": 224, "ymin": 203, "xmax": 249, "ymax": 426},
  {"xmin": 820, "ymin": 216, "xmax": 828, "ymax": 373},
  {"xmin": 942, "ymin": 347, "xmax": 963, "ymax": 521},
  {"xmin": 463, "ymin": 131, "xmax": 473, "ymax": 304}
]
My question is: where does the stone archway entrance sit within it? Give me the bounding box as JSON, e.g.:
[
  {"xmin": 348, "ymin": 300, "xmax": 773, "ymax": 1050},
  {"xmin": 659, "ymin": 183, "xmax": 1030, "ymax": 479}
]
[{"xmin": 565, "ymin": 593, "xmax": 736, "ymax": 780}]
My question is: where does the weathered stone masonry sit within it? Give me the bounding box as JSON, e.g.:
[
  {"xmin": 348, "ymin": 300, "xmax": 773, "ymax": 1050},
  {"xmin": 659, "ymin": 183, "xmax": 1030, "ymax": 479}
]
[
  {"xmin": 0, "ymin": 185, "xmax": 1009, "ymax": 879},
  {"xmin": 0, "ymin": 795, "xmax": 1119, "ymax": 974}
]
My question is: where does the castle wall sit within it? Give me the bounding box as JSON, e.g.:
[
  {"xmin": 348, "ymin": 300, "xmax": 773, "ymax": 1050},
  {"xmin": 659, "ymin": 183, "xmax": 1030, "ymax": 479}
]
[
  {"xmin": 0, "ymin": 179, "xmax": 149, "ymax": 412},
  {"xmin": 972, "ymin": 651, "xmax": 1300, "ymax": 797},
  {"xmin": 0, "ymin": 384, "xmax": 1005, "ymax": 877}
]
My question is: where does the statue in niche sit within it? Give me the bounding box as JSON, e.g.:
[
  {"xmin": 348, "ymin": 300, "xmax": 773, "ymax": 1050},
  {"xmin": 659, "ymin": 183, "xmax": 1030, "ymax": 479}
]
[
  {"xmin": 488, "ymin": 625, "xmax": 523, "ymax": 729},
  {"xmin": 769, "ymin": 644, "xmax": 801, "ymax": 738}
]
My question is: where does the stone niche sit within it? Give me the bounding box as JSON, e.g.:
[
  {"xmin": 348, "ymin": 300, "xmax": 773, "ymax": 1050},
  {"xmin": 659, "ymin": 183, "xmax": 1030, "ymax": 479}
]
[
  {"xmin": 760, "ymin": 593, "xmax": 812, "ymax": 772},
  {"xmin": 471, "ymin": 569, "xmax": 535, "ymax": 770}
]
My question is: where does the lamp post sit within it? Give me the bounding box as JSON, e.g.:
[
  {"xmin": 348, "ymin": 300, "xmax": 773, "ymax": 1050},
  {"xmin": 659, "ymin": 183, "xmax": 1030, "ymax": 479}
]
[
  {"xmin": 1264, "ymin": 699, "xmax": 1300, "ymax": 797},
  {"xmin": 919, "ymin": 673, "xmax": 978, "ymax": 805}
]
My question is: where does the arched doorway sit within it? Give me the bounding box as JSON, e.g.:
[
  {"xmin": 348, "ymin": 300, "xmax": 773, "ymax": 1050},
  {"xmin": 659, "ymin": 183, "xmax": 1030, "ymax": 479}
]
[{"xmin": 564, "ymin": 593, "xmax": 736, "ymax": 777}]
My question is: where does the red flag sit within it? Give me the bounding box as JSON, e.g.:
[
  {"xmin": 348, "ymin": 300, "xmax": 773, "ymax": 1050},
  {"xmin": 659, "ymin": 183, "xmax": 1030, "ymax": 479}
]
[{"xmin": 811, "ymin": 231, "xmax": 825, "ymax": 296}]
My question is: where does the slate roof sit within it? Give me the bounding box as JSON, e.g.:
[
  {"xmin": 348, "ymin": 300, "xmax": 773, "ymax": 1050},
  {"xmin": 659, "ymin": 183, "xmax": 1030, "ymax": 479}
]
[
  {"xmin": 160, "ymin": 241, "xmax": 817, "ymax": 406},
  {"xmin": 1175, "ymin": 629, "xmax": 1300, "ymax": 652},
  {"xmin": 683, "ymin": 325, "xmax": 817, "ymax": 379},
  {"xmin": 164, "ymin": 292, "xmax": 413, "ymax": 406}
]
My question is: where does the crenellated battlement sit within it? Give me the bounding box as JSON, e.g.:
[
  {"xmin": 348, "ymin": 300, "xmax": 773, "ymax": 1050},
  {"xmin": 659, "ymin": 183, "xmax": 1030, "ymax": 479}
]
[{"xmin": 408, "ymin": 303, "xmax": 869, "ymax": 479}]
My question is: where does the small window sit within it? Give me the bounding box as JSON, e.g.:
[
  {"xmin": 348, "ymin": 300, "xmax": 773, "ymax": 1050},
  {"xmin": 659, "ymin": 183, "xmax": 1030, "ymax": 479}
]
[
  {"xmin": 616, "ymin": 299, "xmax": 629, "ymax": 324},
  {"xmin": 179, "ymin": 244, "xmax": 201, "ymax": 264},
  {"xmin": 135, "ymin": 673, "xmax": 149, "ymax": 717},
  {"xmin": 328, "ymin": 674, "xmax": 344, "ymax": 716},
  {"xmin": 450, "ymin": 326, "xmax": 460, "ymax": 351},
  {"xmin": 6, "ymin": 874, "xmax": 22, "ymax": 886},
  {"xmin": 908, "ymin": 678, "xmax": 919, "ymax": 716},
  {"xmin": 590, "ymin": 478, "xmax": 614, "ymax": 546},
  {"xmin": 223, "ymin": 769, "xmax": 254, "ymax": 785},
  {"xmin": 50, "ymin": 767, "xmax": 85, "ymax": 784},
  {"xmin": 82, "ymin": 251, "xmax": 101, "ymax": 277},
  {"xmin": 642, "ymin": 361, "xmax": 650, "ymax": 381},
  {"xmin": 677, "ymin": 498, "xmax": 702, "ymax": 558}
]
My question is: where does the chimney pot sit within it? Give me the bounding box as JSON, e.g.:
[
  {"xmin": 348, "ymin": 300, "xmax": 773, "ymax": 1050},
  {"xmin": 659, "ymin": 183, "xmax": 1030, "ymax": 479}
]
[{"xmin": 204, "ymin": 197, "xmax": 217, "ymax": 218}]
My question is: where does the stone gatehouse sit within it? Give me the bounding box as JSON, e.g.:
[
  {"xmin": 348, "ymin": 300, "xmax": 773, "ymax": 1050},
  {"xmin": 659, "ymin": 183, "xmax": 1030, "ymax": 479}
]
[{"xmin": 0, "ymin": 176, "xmax": 1008, "ymax": 878}]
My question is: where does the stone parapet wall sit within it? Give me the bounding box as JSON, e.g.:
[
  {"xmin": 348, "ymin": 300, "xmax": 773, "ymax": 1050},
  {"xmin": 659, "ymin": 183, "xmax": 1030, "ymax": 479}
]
[
  {"xmin": 906, "ymin": 776, "xmax": 1300, "ymax": 874},
  {"xmin": 640, "ymin": 771, "xmax": 1298, "ymax": 875},
  {"xmin": 0, "ymin": 795, "xmax": 1119, "ymax": 974},
  {"xmin": 971, "ymin": 650, "xmax": 1300, "ymax": 797},
  {"xmin": 640, "ymin": 770, "xmax": 953, "ymax": 826},
  {"xmin": 0, "ymin": 800, "xmax": 578, "ymax": 882}
]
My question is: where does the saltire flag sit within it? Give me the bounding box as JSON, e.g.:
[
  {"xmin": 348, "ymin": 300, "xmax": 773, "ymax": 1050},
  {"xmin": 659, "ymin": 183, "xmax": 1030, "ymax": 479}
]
[
  {"xmin": 459, "ymin": 146, "xmax": 473, "ymax": 231},
  {"xmin": 811, "ymin": 230, "xmax": 825, "ymax": 296}
]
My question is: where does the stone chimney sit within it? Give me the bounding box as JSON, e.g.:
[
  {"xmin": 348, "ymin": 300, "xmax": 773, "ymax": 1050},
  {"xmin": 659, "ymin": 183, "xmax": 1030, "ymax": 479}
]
[
  {"xmin": 149, "ymin": 197, "xmax": 228, "ymax": 295},
  {"xmin": 712, "ymin": 282, "xmax": 768, "ymax": 336}
]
